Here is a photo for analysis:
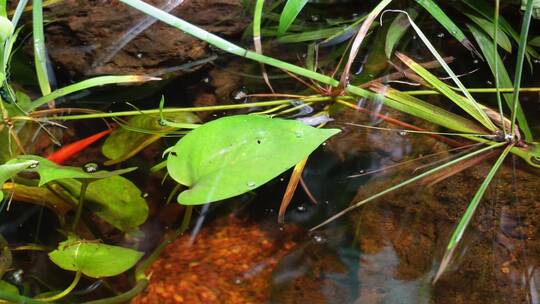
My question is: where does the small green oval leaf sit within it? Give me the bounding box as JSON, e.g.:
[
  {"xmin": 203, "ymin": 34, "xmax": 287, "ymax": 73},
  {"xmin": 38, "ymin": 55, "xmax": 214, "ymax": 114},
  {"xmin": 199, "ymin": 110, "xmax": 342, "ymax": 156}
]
[
  {"xmin": 56, "ymin": 176, "xmax": 149, "ymax": 231},
  {"xmin": 167, "ymin": 115, "xmax": 340, "ymax": 205},
  {"xmin": 49, "ymin": 238, "xmax": 143, "ymax": 278}
]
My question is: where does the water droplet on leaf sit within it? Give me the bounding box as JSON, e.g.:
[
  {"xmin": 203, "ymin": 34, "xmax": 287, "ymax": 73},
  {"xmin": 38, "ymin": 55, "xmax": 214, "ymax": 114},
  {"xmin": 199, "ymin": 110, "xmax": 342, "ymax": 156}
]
[
  {"xmin": 83, "ymin": 163, "xmax": 99, "ymax": 173},
  {"xmin": 246, "ymin": 181, "xmax": 256, "ymax": 188}
]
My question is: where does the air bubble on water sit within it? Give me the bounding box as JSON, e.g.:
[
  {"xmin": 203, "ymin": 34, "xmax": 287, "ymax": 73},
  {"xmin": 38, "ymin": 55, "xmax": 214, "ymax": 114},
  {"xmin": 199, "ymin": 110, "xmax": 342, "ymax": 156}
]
[
  {"xmin": 202, "ymin": 77, "xmax": 210, "ymax": 83},
  {"xmin": 28, "ymin": 160, "xmax": 39, "ymax": 169},
  {"xmin": 359, "ymin": 169, "xmax": 365, "ymax": 174},
  {"xmin": 83, "ymin": 163, "xmax": 99, "ymax": 173},
  {"xmin": 233, "ymin": 277, "xmax": 243, "ymax": 285},
  {"xmin": 141, "ymin": 192, "xmax": 149, "ymax": 198},
  {"xmin": 246, "ymin": 181, "xmax": 256, "ymax": 188},
  {"xmin": 280, "ymin": 178, "xmax": 285, "ymax": 182},
  {"xmin": 398, "ymin": 130, "xmax": 408, "ymax": 136},
  {"xmin": 473, "ymin": 59, "xmax": 479, "ymax": 64},
  {"xmin": 437, "ymin": 32, "xmax": 445, "ymax": 38},
  {"xmin": 310, "ymin": 15, "xmax": 319, "ymax": 22},
  {"xmin": 312, "ymin": 233, "xmax": 326, "ymax": 244},
  {"xmin": 296, "ymin": 204, "xmax": 307, "ymax": 212},
  {"xmin": 533, "ymin": 59, "xmax": 540, "ymax": 64},
  {"xmin": 136, "ymin": 53, "xmax": 143, "ymax": 59},
  {"xmin": 232, "ymin": 89, "xmax": 248, "ymax": 101},
  {"xmin": 486, "ymin": 80, "xmax": 493, "ymax": 85}
]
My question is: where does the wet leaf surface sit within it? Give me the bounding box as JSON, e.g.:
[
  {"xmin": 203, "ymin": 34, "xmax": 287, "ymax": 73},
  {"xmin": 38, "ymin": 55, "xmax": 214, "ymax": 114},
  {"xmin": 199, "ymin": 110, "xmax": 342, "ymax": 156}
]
[
  {"xmin": 167, "ymin": 115, "xmax": 340, "ymax": 205},
  {"xmin": 49, "ymin": 237, "xmax": 143, "ymax": 278},
  {"xmin": 57, "ymin": 176, "xmax": 149, "ymax": 231}
]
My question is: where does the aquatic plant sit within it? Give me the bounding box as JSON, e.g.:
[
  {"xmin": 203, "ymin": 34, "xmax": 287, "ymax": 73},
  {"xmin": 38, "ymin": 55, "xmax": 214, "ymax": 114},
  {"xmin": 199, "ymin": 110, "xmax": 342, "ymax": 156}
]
[{"xmin": 0, "ymin": 0, "xmax": 538, "ymax": 302}]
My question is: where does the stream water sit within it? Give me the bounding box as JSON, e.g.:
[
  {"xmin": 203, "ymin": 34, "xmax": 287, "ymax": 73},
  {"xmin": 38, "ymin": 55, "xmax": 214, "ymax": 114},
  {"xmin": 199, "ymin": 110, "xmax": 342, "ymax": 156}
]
[{"xmin": 3, "ymin": 0, "xmax": 540, "ymax": 303}]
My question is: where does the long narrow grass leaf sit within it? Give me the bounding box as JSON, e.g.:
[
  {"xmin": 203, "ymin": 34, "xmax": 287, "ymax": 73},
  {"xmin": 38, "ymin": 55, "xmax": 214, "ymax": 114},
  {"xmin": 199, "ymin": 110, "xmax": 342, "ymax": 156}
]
[
  {"xmin": 415, "ymin": 0, "xmax": 478, "ymax": 54},
  {"xmin": 32, "ymin": 0, "xmax": 52, "ymax": 98},
  {"xmin": 31, "ymin": 75, "xmax": 158, "ymax": 110},
  {"xmin": 468, "ymin": 24, "xmax": 532, "ymax": 141},
  {"xmin": 510, "ymin": 0, "xmax": 534, "ymax": 137},
  {"xmin": 492, "ymin": 0, "xmax": 505, "ymax": 137},
  {"xmin": 465, "ymin": 13, "xmax": 511, "ymax": 53},
  {"xmin": 433, "ymin": 143, "xmax": 512, "ymax": 282},
  {"xmin": 277, "ymin": 0, "xmax": 309, "ymax": 36},
  {"xmin": 311, "ymin": 142, "xmax": 506, "ymax": 230},
  {"xmin": 389, "ymin": 10, "xmax": 497, "ymax": 131},
  {"xmin": 253, "ymin": 0, "xmax": 274, "ymax": 92},
  {"xmin": 396, "ymin": 52, "xmax": 496, "ymax": 131},
  {"xmin": 385, "ymin": 9, "xmax": 417, "ymax": 58},
  {"xmin": 340, "ymin": 0, "xmax": 391, "ymax": 86}
]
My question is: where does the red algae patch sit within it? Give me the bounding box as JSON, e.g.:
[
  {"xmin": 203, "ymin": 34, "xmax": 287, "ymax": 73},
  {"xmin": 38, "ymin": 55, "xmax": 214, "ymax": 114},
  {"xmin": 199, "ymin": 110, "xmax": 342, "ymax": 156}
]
[{"xmin": 133, "ymin": 216, "xmax": 298, "ymax": 304}]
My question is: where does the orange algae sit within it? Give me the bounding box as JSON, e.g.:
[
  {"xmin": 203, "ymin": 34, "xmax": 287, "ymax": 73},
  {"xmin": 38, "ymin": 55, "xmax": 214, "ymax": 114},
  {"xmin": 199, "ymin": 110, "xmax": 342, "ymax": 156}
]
[{"xmin": 133, "ymin": 216, "xmax": 297, "ymax": 303}]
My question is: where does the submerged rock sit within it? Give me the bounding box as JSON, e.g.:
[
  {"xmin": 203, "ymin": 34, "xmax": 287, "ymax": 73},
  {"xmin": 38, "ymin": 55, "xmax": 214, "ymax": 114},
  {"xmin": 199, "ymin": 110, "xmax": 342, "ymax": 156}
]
[{"xmin": 40, "ymin": 0, "xmax": 248, "ymax": 77}]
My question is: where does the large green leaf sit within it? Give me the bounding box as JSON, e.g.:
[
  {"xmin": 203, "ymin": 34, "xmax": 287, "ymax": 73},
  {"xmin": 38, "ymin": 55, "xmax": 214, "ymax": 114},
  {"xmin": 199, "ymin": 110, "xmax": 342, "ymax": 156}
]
[
  {"xmin": 0, "ymin": 159, "xmax": 38, "ymax": 201},
  {"xmin": 167, "ymin": 115, "xmax": 340, "ymax": 205},
  {"xmin": 57, "ymin": 176, "xmax": 148, "ymax": 231},
  {"xmin": 49, "ymin": 237, "xmax": 143, "ymax": 278},
  {"xmin": 277, "ymin": 0, "xmax": 309, "ymax": 36},
  {"xmin": 102, "ymin": 113, "xmax": 199, "ymax": 165}
]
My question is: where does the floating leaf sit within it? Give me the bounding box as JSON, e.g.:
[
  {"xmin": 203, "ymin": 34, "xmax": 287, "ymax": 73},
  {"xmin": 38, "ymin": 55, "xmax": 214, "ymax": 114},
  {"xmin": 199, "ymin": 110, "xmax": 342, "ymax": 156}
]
[
  {"xmin": 56, "ymin": 176, "xmax": 149, "ymax": 231},
  {"xmin": 0, "ymin": 159, "xmax": 39, "ymax": 201},
  {"xmin": 49, "ymin": 237, "xmax": 143, "ymax": 278},
  {"xmin": 102, "ymin": 113, "xmax": 199, "ymax": 165},
  {"xmin": 15, "ymin": 155, "xmax": 136, "ymax": 186},
  {"xmin": 167, "ymin": 115, "xmax": 340, "ymax": 205},
  {"xmin": 277, "ymin": 0, "xmax": 309, "ymax": 36}
]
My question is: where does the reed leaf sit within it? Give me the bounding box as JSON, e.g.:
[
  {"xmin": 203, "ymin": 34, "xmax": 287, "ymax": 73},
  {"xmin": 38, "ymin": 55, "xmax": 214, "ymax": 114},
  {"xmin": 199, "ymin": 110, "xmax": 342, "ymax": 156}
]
[
  {"xmin": 385, "ymin": 9, "xmax": 417, "ymax": 58},
  {"xmin": 31, "ymin": 75, "xmax": 158, "ymax": 110},
  {"xmin": 311, "ymin": 142, "xmax": 506, "ymax": 230},
  {"xmin": 277, "ymin": 0, "xmax": 309, "ymax": 36},
  {"xmin": 510, "ymin": 0, "xmax": 534, "ymax": 137},
  {"xmin": 433, "ymin": 143, "xmax": 512, "ymax": 282},
  {"xmin": 396, "ymin": 53, "xmax": 496, "ymax": 131},
  {"xmin": 415, "ymin": 0, "xmax": 478, "ymax": 54},
  {"xmin": 468, "ymin": 24, "xmax": 532, "ymax": 141},
  {"xmin": 32, "ymin": 0, "xmax": 51, "ymax": 98},
  {"xmin": 465, "ymin": 13, "xmax": 511, "ymax": 53}
]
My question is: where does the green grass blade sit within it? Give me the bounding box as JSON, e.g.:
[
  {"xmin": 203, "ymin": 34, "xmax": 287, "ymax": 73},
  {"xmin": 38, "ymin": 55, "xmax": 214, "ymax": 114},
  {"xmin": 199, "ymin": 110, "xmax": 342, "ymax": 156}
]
[
  {"xmin": 277, "ymin": 0, "xmax": 309, "ymax": 36},
  {"xmin": 370, "ymin": 84, "xmax": 486, "ymax": 134},
  {"xmin": 10, "ymin": 0, "xmax": 29, "ymax": 29},
  {"xmin": 278, "ymin": 27, "xmax": 345, "ymax": 43},
  {"xmin": 468, "ymin": 24, "xmax": 533, "ymax": 141},
  {"xmin": 396, "ymin": 53, "xmax": 496, "ymax": 131},
  {"xmin": 385, "ymin": 9, "xmax": 417, "ymax": 58},
  {"xmin": 462, "ymin": 0, "xmax": 540, "ymax": 60},
  {"xmin": 32, "ymin": 0, "xmax": 52, "ymax": 97},
  {"xmin": 0, "ymin": 0, "xmax": 6, "ymax": 17},
  {"xmin": 120, "ymin": 0, "xmax": 339, "ymax": 87},
  {"xmin": 391, "ymin": 11, "xmax": 497, "ymax": 131},
  {"xmin": 492, "ymin": 0, "xmax": 505, "ymax": 137},
  {"xmin": 530, "ymin": 36, "xmax": 540, "ymax": 47},
  {"xmin": 433, "ymin": 143, "xmax": 512, "ymax": 282},
  {"xmin": 415, "ymin": 0, "xmax": 478, "ymax": 54},
  {"xmin": 311, "ymin": 142, "xmax": 506, "ymax": 230},
  {"xmin": 510, "ymin": 0, "xmax": 534, "ymax": 137},
  {"xmin": 31, "ymin": 75, "xmax": 158, "ymax": 110},
  {"xmin": 464, "ymin": 13, "xmax": 512, "ymax": 53}
]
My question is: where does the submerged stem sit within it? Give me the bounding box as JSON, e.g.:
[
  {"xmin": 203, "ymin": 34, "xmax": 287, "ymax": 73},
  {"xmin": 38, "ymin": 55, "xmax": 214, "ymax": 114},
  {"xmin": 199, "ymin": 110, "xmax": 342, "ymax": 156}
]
[
  {"xmin": 72, "ymin": 182, "xmax": 89, "ymax": 231},
  {"xmin": 37, "ymin": 271, "xmax": 81, "ymax": 302}
]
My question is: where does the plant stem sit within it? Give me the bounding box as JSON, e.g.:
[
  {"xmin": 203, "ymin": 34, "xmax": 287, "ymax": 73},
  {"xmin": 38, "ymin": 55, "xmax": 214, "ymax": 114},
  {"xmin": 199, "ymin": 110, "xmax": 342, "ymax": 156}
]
[
  {"xmin": 15, "ymin": 97, "xmax": 329, "ymax": 121},
  {"xmin": 71, "ymin": 182, "xmax": 89, "ymax": 231},
  {"xmin": 80, "ymin": 279, "xmax": 148, "ymax": 304},
  {"xmin": 405, "ymin": 87, "xmax": 540, "ymax": 95},
  {"xmin": 0, "ymin": 291, "xmax": 48, "ymax": 304},
  {"xmin": 36, "ymin": 271, "xmax": 81, "ymax": 302}
]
